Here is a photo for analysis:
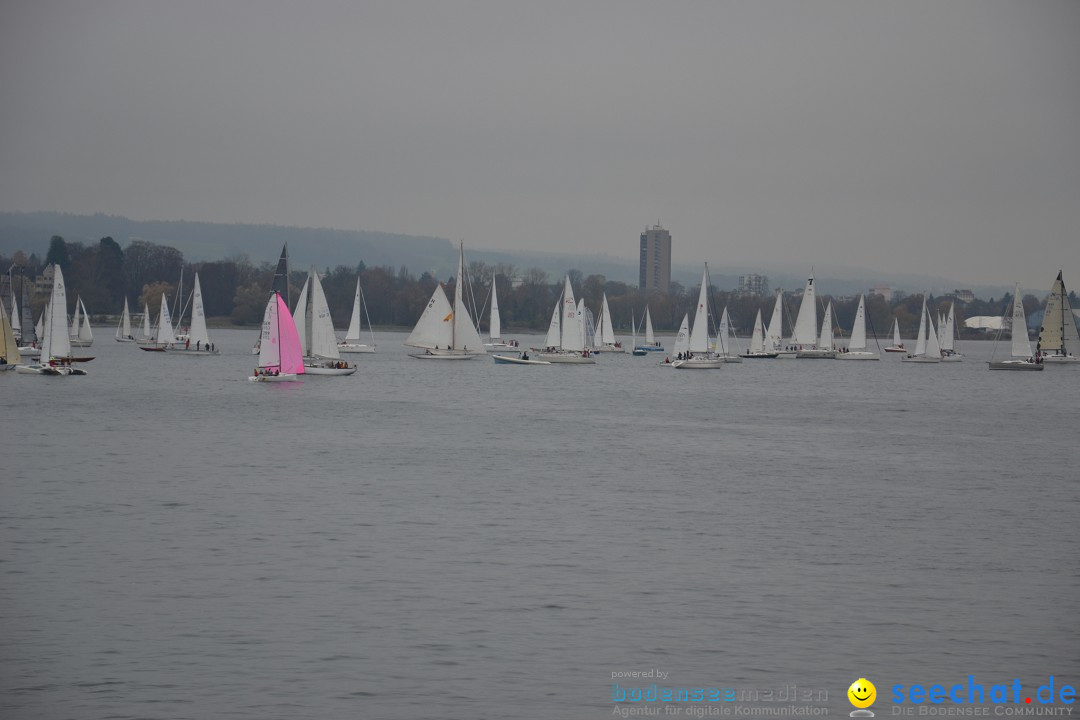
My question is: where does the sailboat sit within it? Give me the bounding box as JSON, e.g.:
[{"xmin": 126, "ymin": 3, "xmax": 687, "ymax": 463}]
[
  {"xmin": 672, "ymin": 265, "xmax": 723, "ymax": 369},
  {"xmin": 836, "ymin": 295, "xmax": 880, "ymax": 360},
  {"xmin": 254, "ymin": 244, "xmax": 290, "ymax": 355},
  {"xmin": 137, "ymin": 302, "xmax": 154, "ymax": 343},
  {"xmin": 115, "ymin": 298, "xmax": 135, "ymax": 342},
  {"xmin": 293, "ymin": 268, "xmax": 355, "ymax": 375},
  {"xmin": 69, "ymin": 296, "xmax": 94, "ymax": 347},
  {"xmin": 1037, "ymin": 271, "xmax": 1080, "ymax": 364},
  {"xmin": 715, "ymin": 307, "xmax": 743, "ymax": 362},
  {"xmin": 9, "ymin": 280, "xmax": 21, "ymax": 342},
  {"xmin": 16, "ymin": 277, "xmax": 39, "ymax": 357},
  {"xmin": 405, "ymin": 242, "xmax": 487, "ymax": 360},
  {"xmin": 989, "ymin": 284, "xmax": 1043, "ymax": 371},
  {"xmin": 884, "ymin": 318, "xmax": 906, "ymax": 352},
  {"xmin": 591, "ymin": 293, "xmax": 622, "ymax": 353},
  {"xmin": 939, "ymin": 302, "xmax": 963, "ymax": 362},
  {"xmin": 632, "ymin": 306, "xmax": 664, "ymax": 354},
  {"xmin": 535, "ymin": 276, "xmax": 595, "ymax": 363},
  {"xmin": 785, "ymin": 273, "xmax": 835, "ymax": 358},
  {"xmin": 16, "ymin": 265, "xmax": 87, "ymax": 375},
  {"xmin": 902, "ymin": 296, "xmax": 941, "ymax": 364},
  {"xmin": 172, "ymin": 273, "xmax": 219, "ymax": 354},
  {"xmin": 482, "ymin": 274, "xmax": 517, "ymax": 352},
  {"xmin": 0, "ymin": 295, "xmax": 21, "ymax": 369},
  {"xmin": 140, "ymin": 293, "xmax": 177, "ymax": 351},
  {"xmin": 339, "ymin": 277, "xmax": 378, "ymax": 354},
  {"xmin": 250, "ymin": 291, "xmax": 305, "ymax": 381}
]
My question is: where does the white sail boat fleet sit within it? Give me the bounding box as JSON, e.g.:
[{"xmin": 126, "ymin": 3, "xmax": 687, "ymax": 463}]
[{"xmin": 5, "ymin": 261, "xmax": 1077, "ymax": 378}]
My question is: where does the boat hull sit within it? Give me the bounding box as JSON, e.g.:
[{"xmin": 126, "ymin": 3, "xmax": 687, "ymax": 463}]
[
  {"xmin": 739, "ymin": 351, "xmax": 779, "ymax": 359},
  {"xmin": 69, "ymin": 339, "xmax": 94, "ymax": 347},
  {"xmin": 171, "ymin": 348, "xmax": 221, "ymax": 356},
  {"xmin": 303, "ymin": 363, "xmax": 357, "ymax": 375},
  {"xmin": 796, "ymin": 349, "xmax": 837, "ymax": 359},
  {"xmin": 671, "ymin": 357, "xmax": 724, "ymax": 369},
  {"xmin": 1041, "ymin": 354, "xmax": 1080, "ymax": 364},
  {"xmin": 492, "ymin": 354, "xmax": 551, "ymax": 365},
  {"xmin": 884, "ymin": 346, "xmax": 907, "ymax": 353},
  {"xmin": 114, "ymin": 337, "xmax": 136, "ymax": 343},
  {"xmin": 536, "ymin": 352, "xmax": 596, "ymax": 364},
  {"xmin": 248, "ymin": 372, "xmax": 302, "ymax": 382},
  {"xmin": 338, "ymin": 343, "xmax": 376, "ymax": 354},
  {"xmin": 835, "ymin": 352, "xmax": 880, "ymax": 361},
  {"xmin": 902, "ymin": 355, "xmax": 941, "ymax": 363},
  {"xmin": 15, "ymin": 364, "xmax": 87, "ymax": 376},
  {"xmin": 988, "ymin": 360, "xmax": 1044, "ymax": 371}
]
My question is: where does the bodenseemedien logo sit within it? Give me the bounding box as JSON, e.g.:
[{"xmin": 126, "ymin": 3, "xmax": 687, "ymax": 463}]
[{"xmin": 849, "ymin": 678, "xmax": 877, "ymax": 717}]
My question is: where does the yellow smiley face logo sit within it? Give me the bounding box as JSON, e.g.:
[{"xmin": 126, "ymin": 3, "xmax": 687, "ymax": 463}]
[{"xmin": 848, "ymin": 678, "xmax": 876, "ymax": 709}]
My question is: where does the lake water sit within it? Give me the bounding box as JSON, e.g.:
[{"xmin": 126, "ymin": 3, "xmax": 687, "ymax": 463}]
[{"xmin": 2, "ymin": 330, "xmax": 1077, "ymax": 719}]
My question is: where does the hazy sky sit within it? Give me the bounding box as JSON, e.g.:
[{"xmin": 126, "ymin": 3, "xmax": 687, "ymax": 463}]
[{"xmin": 2, "ymin": 1, "xmax": 1078, "ymax": 289}]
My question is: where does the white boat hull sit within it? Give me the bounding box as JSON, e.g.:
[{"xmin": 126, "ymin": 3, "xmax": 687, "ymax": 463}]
[
  {"xmin": 114, "ymin": 337, "xmax": 136, "ymax": 343},
  {"xmin": 988, "ymin": 360, "xmax": 1044, "ymax": 371},
  {"xmin": 18, "ymin": 346, "xmax": 40, "ymax": 358},
  {"xmin": 536, "ymin": 352, "xmax": 596, "ymax": 364},
  {"xmin": 492, "ymin": 354, "xmax": 551, "ymax": 365},
  {"xmin": 940, "ymin": 352, "xmax": 964, "ymax": 363},
  {"xmin": 776, "ymin": 351, "xmax": 798, "ymax": 359},
  {"xmin": 884, "ymin": 346, "xmax": 907, "ymax": 353},
  {"xmin": 671, "ymin": 357, "xmax": 724, "ymax": 369},
  {"xmin": 409, "ymin": 349, "xmax": 479, "ymax": 360},
  {"xmin": 902, "ymin": 355, "xmax": 941, "ymax": 363},
  {"xmin": 338, "ymin": 343, "xmax": 376, "ymax": 354},
  {"xmin": 170, "ymin": 348, "xmax": 221, "ymax": 356},
  {"xmin": 795, "ymin": 348, "xmax": 837, "ymax": 359},
  {"xmin": 739, "ymin": 351, "xmax": 779, "ymax": 359},
  {"xmin": 303, "ymin": 362, "xmax": 357, "ymax": 375},
  {"xmin": 248, "ymin": 372, "xmax": 302, "ymax": 382},
  {"xmin": 15, "ymin": 363, "xmax": 87, "ymax": 376},
  {"xmin": 1041, "ymin": 354, "xmax": 1080, "ymax": 364},
  {"xmin": 69, "ymin": 339, "xmax": 94, "ymax": 347},
  {"xmin": 835, "ymin": 351, "xmax": 880, "ymax": 361},
  {"xmin": 484, "ymin": 341, "xmax": 520, "ymax": 352}
]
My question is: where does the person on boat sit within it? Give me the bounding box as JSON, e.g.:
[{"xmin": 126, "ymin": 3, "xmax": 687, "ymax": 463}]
[
  {"xmin": 522, "ymin": 351, "xmax": 529, "ymax": 360},
  {"xmin": 185, "ymin": 338, "xmax": 190, "ymax": 349}
]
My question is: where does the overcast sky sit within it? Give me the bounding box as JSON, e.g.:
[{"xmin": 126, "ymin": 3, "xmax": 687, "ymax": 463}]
[{"xmin": 2, "ymin": 1, "xmax": 1077, "ymax": 289}]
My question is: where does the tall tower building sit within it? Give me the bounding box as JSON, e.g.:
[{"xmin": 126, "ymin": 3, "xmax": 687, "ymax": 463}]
[{"xmin": 639, "ymin": 223, "xmax": 671, "ymax": 292}]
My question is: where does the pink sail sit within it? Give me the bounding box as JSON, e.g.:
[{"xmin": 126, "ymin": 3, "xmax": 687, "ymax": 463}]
[{"xmin": 276, "ymin": 293, "xmax": 305, "ymax": 375}]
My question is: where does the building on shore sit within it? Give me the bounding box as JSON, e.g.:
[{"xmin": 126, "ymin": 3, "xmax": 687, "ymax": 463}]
[
  {"xmin": 738, "ymin": 274, "xmax": 769, "ymax": 296},
  {"xmin": 639, "ymin": 223, "xmax": 671, "ymax": 293}
]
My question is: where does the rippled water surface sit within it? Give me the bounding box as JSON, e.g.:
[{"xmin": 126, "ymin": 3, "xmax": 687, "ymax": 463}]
[{"xmin": 2, "ymin": 330, "xmax": 1077, "ymax": 719}]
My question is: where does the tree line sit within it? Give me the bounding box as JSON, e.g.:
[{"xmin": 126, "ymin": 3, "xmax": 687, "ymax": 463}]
[{"xmin": 2, "ymin": 236, "xmax": 1069, "ymax": 337}]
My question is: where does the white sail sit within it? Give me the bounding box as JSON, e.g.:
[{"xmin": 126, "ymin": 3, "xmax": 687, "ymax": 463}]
[
  {"xmin": 644, "ymin": 306, "xmax": 655, "ymax": 345},
  {"xmin": 69, "ymin": 296, "xmax": 81, "ymax": 339},
  {"xmin": 489, "ymin": 274, "xmax": 501, "ymax": 341},
  {"xmin": 345, "ymin": 279, "xmax": 363, "ymax": 342},
  {"xmin": 913, "ymin": 297, "xmax": 928, "ymax": 356},
  {"xmin": 294, "ymin": 275, "xmax": 311, "ymax": 355},
  {"xmin": 599, "ymin": 294, "xmax": 616, "ymax": 345},
  {"xmin": 688, "ymin": 266, "xmax": 711, "ymax": 354},
  {"xmin": 892, "ymin": 318, "xmax": 901, "ymax": 346},
  {"xmin": 818, "ymin": 301, "xmax": 834, "ymax": 350},
  {"xmin": 1, "ymin": 296, "xmax": 20, "ymax": 362},
  {"xmin": 672, "ymin": 314, "xmax": 690, "ymax": 357},
  {"xmin": 715, "ymin": 307, "xmax": 729, "ymax": 354},
  {"xmin": 116, "ymin": 298, "xmax": 132, "ymax": 340},
  {"xmin": 560, "ymin": 276, "xmax": 584, "ymax": 352},
  {"xmin": 850, "ymin": 295, "xmax": 868, "ymax": 350},
  {"xmin": 1010, "ymin": 284, "xmax": 1031, "ymax": 358},
  {"xmin": 451, "ymin": 243, "xmax": 486, "ymax": 354},
  {"xmin": 578, "ymin": 299, "xmax": 588, "ymax": 349},
  {"xmin": 766, "ymin": 289, "xmax": 783, "ymax": 352},
  {"xmin": 156, "ymin": 294, "xmax": 176, "ymax": 345},
  {"xmin": 1039, "ymin": 271, "xmax": 1080, "ymax": 357},
  {"xmin": 791, "ymin": 274, "xmax": 818, "ymax": 347},
  {"xmin": 309, "ymin": 269, "xmax": 340, "ymax": 360},
  {"xmin": 10, "ymin": 287, "xmax": 20, "ymax": 336},
  {"xmin": 404, "ymin": 285, "xmax": 455, "ymax": 350},
  {"xmin": 188, "ymin": 273, "xmax": 211, "ymax": 347},
  {"xmin": 46, "ymin": 266, "xmax": 72, "ymax": 360},
  {"xmin": 749, "ymin": 309, "xmax": 765, "ymax": 353},
  {"xmin": 925, "ymin": 307, "xmax": 941, "ymax": 358},
  {"xmin": 141, "ymin": 303, "xmax": 153, "ymax": 341},
  {"xmin": 78, "ymin": 298, "xmax": 93, "ymax": 342},
  {"xmin": 257, "ymin": 293, "xmax": 281, "ymax": 368},
  {"xmin": 35, "ymin": 310, "xmax": 44, "ymax": 344},
  {"xmin": 940, "ymin": 303, "xmax": 956, "ymax": 351},
  {"xmin": 544, "ymin": 300, "xmax": 561, "ymax": 348}
]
